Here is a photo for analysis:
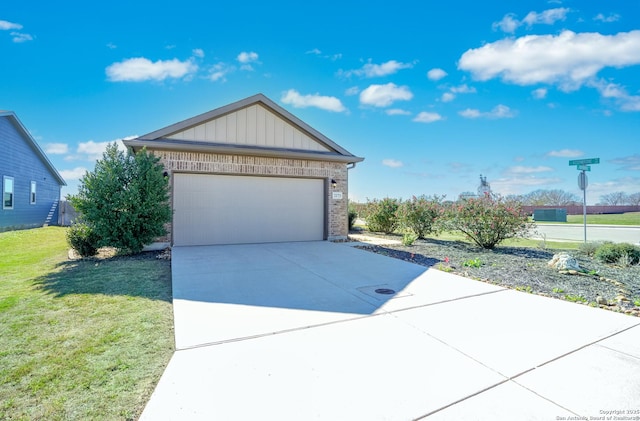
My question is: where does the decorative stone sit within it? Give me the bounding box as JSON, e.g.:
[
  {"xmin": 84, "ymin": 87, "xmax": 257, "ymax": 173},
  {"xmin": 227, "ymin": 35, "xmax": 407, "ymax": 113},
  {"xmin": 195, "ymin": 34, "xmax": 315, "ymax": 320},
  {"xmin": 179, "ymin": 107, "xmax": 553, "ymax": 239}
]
[
  {"xmin": 596, "ymin": 296, "xmax": 608, "ymax": 306},
  {"xmin": 548, "ymin": 253, "xmax": 581, "ymax": 271}
]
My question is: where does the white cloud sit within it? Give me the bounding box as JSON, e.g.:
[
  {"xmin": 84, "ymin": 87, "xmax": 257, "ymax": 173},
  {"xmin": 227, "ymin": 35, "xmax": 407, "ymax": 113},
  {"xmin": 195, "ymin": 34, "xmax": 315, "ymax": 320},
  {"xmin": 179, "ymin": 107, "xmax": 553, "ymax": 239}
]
[
  {"xmin": 306, "ymin": 48, "xmax": 322, "ymax": 55},
  {"xmin": 0, "ymin": 20, "xmax": 22, "ymax": 30},
  {"xmin": 345, "ymin": 86, "xmax": 360, "ymax": 96},
  {"xmin": 610, "ymin": 154, "xmax": 640, "ymax": 171},
  {"xmin": 427, "ymin": 68, "xmax": 447, "ymax": 81},
  {"xmin": 382, "ymin": 159, "xmax": 403, "ymax": 168},
  {"xmin": 507, "ymin": 165, "xmax": 553, "ymax": 174},
  {"xmin": 589, "ymin": 79, "xmax": 640, "ymax": 112},
  {"xmin": 459, "ymin": 104, "xmax": 515, "ymax": 119},
  {"xmin": 192, "ymin": 48, "xmax": 205, "ymax": 58},
  {"xmin": 11, "ymin": 32, "xmax": 32, "ymax": 43},
  {"xmin": 106, "ymin": 42, "xmax": 117, "ymax": 49},
  {"xmin": 458, "ymin": 30, "xmax": 640, "ymax": 91},
  {"xmin": 359, "ymin": 60, "xmax": 414, "ymax": 77},
  {"xmin": 594, "ymin": 13, "xmax": 620, "ymax": 23},
  {"xmin": 237, "ymin": 51, "xmax": 259, "ymax": 63},
  {"xmin": 59, "ymin": 167, "xmax": 88, "ymax": 181},
  {"xmin": 359, "ymin": 83, "xmax": 413, "ymax": 107},
  {"xmin": 75, "ymin": 138, "xmax": 129, "ymax": 161},
  {"xmin": 45, "ymin": 143, "xmax": 69, "ymax": 154},
  {"xmin": 207, "ymin": 62, "xmax": 234, "ymax": 82},
  {"xmin": 492, "ymin": 13, "xmax": 520, "ymax": 33},
  {"xmin": 385, "ymin": 108, "xmax": 411, "ymax": 116},
  {"xmin": 532, "ymin": 88, "xmax": 548, "ymax": 99},
  {"xmin": 450, "ymin": 84, "xmax": 476, "ymax": 94},
  {"xmin": 281, "ymin": 89, "xmax": 346, "ymax": 113},
  {"xmin": 493, "ymin": 8, "xmax": 569, "ymax": 33},
  {"xmin": 413, "ymin": 111, "xmax": 443, "ymax": 123},
  {"xmin": 546, "ymin": 149, "xmax": 583, "ymax": 158},
  {"xmin": 522, "ymin": 8, "xmax": 570, "ymax": 26},
  {"xmin": 441, "ymin": 92, "xmax": 455, "ymax": 102},
  {"xmin": 106, "ymin": 57, "xmax": 197, "ymax": 82}
]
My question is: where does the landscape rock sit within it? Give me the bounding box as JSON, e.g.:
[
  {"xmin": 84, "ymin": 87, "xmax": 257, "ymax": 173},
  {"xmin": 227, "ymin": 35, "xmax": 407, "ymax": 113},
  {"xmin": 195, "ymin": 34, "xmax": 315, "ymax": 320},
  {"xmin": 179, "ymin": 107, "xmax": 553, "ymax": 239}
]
[{"xmin": 548, "ymin": 253, "xmax": 582, "ymax": 271}]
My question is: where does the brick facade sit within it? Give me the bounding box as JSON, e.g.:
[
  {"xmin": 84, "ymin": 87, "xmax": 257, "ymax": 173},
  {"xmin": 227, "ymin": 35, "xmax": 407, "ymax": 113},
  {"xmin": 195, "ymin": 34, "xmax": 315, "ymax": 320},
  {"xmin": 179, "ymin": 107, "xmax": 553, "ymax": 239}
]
[{"xmin": 150, "ymin": 150, "xmax": 349, "ymax": 243}]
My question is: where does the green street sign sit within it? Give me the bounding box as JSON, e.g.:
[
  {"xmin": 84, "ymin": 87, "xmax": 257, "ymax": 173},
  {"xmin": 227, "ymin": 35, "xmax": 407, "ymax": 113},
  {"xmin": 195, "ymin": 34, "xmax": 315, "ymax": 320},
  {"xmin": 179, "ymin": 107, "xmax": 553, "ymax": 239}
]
[
  {"xmin": 577, "ymin": 164, "xmax": 591, "ymax": 171},
  {"xmin": 569, "ymin": 158, "xmax": 600, "ymax": 166}
]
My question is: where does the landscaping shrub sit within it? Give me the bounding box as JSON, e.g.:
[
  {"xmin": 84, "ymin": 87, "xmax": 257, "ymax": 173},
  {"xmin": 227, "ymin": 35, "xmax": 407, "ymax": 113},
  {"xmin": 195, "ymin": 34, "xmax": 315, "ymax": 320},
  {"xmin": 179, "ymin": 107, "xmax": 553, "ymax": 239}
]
[
  {"xmin": 402, "ymin": 231, "xmax": 419, "ymax": 246},
  {"xmin": 443, "ymin": 195, "xmax": 533, "ymax": 249},
  {"xmin": 578, "ymin": 241, "xmax": 601, "ymax": 257},
  {"xmin": 397, "ymin": 195, "xmax": 444, "ymax": 239},
  {"xmin": 66, "ymin": 222, "xmax": 100, "ymax": 257},
  {"xmin": 595, "ymin": 242, "xmax": 640, "ymax": 265},
  {"xmin": 348, "ymin": 203, "xmax": 358, "ymax": 231},
  {"xmin": 69, "ymin": 143, "xmax": 171, "ymax": 254},
  {"xmin": 364, "ymin": 198, "xmax": 400, "ymax": 234}
]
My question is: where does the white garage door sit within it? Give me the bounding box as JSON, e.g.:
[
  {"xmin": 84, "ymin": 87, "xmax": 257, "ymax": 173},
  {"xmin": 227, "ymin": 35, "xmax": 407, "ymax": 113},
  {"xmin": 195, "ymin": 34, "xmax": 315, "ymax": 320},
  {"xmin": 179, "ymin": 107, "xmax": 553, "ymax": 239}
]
[{"xmin": 173, "ymin": 174, "xmax": 325, "ymax": 246}]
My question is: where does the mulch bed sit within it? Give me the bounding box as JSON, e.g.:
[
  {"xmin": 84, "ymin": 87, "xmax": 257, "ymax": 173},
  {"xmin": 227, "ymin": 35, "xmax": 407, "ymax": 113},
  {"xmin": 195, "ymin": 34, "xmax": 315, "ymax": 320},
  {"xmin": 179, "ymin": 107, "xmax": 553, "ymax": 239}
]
[{"xmin": 353, "ymin": 234, "xmax": 640, "ymax": 317}]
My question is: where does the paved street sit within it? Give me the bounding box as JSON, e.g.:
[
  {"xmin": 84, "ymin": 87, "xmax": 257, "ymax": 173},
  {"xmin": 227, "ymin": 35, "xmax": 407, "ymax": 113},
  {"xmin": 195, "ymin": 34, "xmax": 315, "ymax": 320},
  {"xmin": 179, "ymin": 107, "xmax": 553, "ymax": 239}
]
[{"xmin": 533, "ymin": 224, "xmax": 640, "ymax": 244}]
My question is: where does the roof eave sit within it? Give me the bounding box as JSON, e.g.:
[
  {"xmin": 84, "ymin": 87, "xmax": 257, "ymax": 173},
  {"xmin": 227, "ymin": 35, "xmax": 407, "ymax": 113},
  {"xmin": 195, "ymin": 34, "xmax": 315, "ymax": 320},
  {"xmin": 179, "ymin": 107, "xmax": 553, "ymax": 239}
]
[
  {"xmin": 1, "ymin": 111, "xmax": 67, "ymax": 186},
  {"xmin": 123, "ymin": 138, "xmax": 364, "ymax": 164},
  {"xmin": 137, "ymin": 93, "xmax": 357, "ymax": 157}
]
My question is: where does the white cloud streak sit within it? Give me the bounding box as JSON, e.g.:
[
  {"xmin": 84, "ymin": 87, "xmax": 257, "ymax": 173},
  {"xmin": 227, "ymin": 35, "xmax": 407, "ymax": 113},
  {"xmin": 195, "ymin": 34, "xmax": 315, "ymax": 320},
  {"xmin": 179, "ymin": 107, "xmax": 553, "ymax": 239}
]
[
  {"xmin": 546, "ymin": 149, "xmax": 583, "ymax": 158},
  {"xmin": 0, "ymin": 20, "xmax": 22, "ymax": 30},
  {"xmin": 237, "ymin": 51, "xmax": 259, "ymax": 63},
  {"xmin": 281, "ymin": 89, "xmax": 346, "ymax": 113},
  {"xmin": 59, "ymin": 167, "xmax": 89, "ymax": 181},
  {"xmin": 413, "ymin": 111, "xmax": 443, "ymax": 123},
  {"xmin": 459, "ymin": 105, "xmax": 515, "ymax": 119},
  {"xmin": 45, "ymin": 143, "xmax": 69, "ymax": 154},
  {"xmin": 359, "ymin": 83, "xmax": 413, "ymax": 107},
  {"xmin": 106, "ymin": 57, "xmax": 198, "ymax": 82},
  {"xmin": 382, "ymin": 159, "xmax": 403, "ymax": 168},
  {"xmin": 492, "ymin": 8, "xmax": 570, "ymax": 33}
]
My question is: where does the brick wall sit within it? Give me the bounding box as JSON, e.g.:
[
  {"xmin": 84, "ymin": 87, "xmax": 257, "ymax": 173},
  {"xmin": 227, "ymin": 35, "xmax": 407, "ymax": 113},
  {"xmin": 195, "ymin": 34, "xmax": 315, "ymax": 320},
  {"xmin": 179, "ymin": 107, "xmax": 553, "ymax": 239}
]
[{"xmin": 150, "ymin": 150, "xmax": 349, "ymax": 242}]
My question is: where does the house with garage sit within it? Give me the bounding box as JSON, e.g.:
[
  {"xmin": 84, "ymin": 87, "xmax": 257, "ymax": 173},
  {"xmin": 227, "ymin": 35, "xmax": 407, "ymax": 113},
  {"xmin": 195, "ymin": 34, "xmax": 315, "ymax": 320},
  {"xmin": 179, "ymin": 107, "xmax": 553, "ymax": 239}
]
[
  {"xmin": 0, "ymin": 111, "xmax": 66, "ymax": 231},
  {"xmin": 124, "ymin": 93, "xmax": 364, "ymax": 246}
]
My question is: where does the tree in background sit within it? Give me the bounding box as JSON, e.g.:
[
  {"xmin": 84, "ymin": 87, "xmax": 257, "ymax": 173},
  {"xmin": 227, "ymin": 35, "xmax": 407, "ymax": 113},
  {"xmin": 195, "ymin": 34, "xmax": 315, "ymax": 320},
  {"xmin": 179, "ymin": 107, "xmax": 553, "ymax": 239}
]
[
  {"xmin": 627, "ymin": 193, "xmax": 640, "ymax": 206},
  {"xmin": 69, "ymin": 143, "xmax": 171, "ymax": 254},
  {"xmin": 397, "ymin": 195, "xmax": 444, "ymax": 239},
  {"xmin": 599, "ymin": 191, "xmax": 629, "ymax": 205},
  {"xmin": 520, "ymin": 189, "xmax": 579, "ymax": 206}
]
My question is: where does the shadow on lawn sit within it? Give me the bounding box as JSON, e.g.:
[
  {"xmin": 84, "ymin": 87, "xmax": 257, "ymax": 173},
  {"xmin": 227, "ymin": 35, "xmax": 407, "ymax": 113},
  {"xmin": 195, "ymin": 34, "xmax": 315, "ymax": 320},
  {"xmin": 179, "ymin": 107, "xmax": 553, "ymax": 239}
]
[{"xmin": 33, "ymin": 252, "xmax": 172, "ymax": 302}]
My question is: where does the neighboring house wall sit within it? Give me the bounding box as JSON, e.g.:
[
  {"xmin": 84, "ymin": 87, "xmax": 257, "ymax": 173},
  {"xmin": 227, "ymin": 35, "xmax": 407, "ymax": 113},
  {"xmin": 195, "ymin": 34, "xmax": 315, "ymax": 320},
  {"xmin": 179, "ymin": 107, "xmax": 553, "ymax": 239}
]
[
  {"xmin": 149, "ymin": 150, "xmax": 349, "ymax": 242},
  {"xmin": 0, "ymin": 114, "xmax": 64, "ymax": 231}
]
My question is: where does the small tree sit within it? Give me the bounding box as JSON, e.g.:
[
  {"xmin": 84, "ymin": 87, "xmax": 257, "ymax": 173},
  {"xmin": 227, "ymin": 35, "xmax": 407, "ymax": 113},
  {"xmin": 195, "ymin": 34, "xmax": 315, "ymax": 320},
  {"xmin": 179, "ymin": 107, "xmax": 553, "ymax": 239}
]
[
  {"xmin": 445, "ymin": 195, "xmax": 533, "ymax": 249},
  {"xmin": 69, "ymin": 143, "xmax": 171, "ymax": 254},
  {"xmin": 364, "ymin": 198, "xmax": 400, "ymax": 234},
  {"xmin": 397, "ymin": 195, "xmax": 444, "ymax": 239}
]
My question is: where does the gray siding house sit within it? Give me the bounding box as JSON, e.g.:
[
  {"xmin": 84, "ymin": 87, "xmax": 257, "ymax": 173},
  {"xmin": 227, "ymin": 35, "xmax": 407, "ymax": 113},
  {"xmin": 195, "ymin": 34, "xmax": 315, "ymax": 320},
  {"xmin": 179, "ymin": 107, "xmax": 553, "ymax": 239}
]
[{"xmin": 0, "ymin": 111, "xmax": 66, "ymax": 231}]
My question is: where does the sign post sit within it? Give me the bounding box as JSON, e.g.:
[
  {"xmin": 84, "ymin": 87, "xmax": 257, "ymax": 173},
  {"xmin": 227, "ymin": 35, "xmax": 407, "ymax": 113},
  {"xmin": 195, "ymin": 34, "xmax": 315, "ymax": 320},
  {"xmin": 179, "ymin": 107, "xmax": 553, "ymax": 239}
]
[{"xmin": 569, "ymin": 158, "xmax": 600, "ymax": 243}]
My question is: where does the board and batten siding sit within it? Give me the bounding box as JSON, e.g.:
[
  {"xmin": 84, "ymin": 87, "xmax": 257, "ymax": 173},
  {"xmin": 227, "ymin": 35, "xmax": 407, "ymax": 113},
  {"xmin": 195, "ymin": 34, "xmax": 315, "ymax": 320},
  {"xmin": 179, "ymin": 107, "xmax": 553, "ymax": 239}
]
[
  {"xmin": 167, "ymin": 104, "xmax": 330, "ymax": 152},
  {"xmin": 0, "ymin": 116, "xmax": 62, "ymax": 231}
]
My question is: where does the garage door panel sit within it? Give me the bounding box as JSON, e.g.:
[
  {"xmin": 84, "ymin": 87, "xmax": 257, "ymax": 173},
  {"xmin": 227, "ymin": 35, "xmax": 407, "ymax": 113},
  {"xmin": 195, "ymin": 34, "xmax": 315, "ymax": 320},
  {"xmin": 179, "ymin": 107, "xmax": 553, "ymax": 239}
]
[{"xmin": 173, "ymin": 174, "xmax": 325, "ymax": 246}]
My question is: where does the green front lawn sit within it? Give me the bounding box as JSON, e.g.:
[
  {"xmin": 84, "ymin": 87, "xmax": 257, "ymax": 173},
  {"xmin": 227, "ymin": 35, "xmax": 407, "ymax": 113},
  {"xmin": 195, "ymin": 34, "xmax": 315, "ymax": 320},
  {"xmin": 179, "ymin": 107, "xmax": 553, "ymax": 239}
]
[
  {"xmin": 0, "ymin": 227, "xmax": 174, "ymax": 420},
  {"xmin": 540, "ymin": 212, "xmax": 640, "ymax": 225}
]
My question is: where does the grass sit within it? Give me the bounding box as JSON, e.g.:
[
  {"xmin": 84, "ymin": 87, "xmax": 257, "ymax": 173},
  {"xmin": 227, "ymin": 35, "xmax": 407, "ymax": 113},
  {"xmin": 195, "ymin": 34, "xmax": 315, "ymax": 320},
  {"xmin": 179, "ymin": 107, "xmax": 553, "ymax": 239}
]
[
  {"xmin": 539, "ymin": 212, "xmax": 640, "ymax": 226},
  {"xmin": 0, "ymin": 227, "xmax": 174, "ymax": 421}
]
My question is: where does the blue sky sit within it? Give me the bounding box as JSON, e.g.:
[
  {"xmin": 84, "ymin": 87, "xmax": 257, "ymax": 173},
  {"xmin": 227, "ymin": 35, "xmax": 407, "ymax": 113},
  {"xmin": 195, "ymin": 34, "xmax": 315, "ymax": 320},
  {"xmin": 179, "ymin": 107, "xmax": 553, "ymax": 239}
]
[{"xmin": 1, "ymin": 0, "xmax": 638, "ymax": 204}]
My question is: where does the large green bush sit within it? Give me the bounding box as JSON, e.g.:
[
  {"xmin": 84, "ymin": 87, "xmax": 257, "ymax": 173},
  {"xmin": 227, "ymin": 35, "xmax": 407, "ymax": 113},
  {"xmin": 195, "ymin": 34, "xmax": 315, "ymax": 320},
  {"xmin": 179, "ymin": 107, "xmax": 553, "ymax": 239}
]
[
  {"xmin": 364, "ymin": 198, "xmax": 400, "ymax": 234},
  {"xmin": 444, "ymin": 195, "xmax": 533, "ymax": 249},
  {"xmin": 69, "ymin": 143, "xmax": 171, "ymax": 254},
  {"xmin": 397, "ymin": 195, "xmax": 444, "ymax": 239},
  {"xmin": 348, "ymin": 203, "xmax": 358, "ymax": 231},
  {"xmin": 594, "ymin": 242, "xmax": 640, "ymax": 265}
]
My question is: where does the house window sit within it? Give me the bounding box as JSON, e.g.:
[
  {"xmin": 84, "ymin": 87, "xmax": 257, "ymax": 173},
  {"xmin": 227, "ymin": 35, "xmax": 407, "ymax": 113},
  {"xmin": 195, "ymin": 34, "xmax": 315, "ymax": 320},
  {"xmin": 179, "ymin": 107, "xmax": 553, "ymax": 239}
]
[
  {"xmin": 3, "ymin": 176, "xmax": 14, "ymax": 209},
  {"xmin": 30, "ymin": 181, "xmax": 37, "ymax": 204}
]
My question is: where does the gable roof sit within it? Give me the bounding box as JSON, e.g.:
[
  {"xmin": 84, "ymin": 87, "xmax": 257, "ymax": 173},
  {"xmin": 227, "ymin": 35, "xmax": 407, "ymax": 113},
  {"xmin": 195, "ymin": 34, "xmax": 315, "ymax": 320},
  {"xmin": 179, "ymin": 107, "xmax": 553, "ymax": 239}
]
[
  {"xmin": 124, "ymin": 94, "xmax": 364, "ymax": 164},
  {"xmin": 1, "ymin": 111, "xmax": 66, "ymax": 186}
]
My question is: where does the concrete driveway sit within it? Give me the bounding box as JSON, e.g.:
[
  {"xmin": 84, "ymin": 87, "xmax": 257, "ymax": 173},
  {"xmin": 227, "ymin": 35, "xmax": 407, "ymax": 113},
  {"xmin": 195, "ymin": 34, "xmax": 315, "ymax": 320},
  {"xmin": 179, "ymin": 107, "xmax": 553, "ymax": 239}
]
[{"xmin": 141, "ymin": 241, "xmax": 640, "ymax": 420}]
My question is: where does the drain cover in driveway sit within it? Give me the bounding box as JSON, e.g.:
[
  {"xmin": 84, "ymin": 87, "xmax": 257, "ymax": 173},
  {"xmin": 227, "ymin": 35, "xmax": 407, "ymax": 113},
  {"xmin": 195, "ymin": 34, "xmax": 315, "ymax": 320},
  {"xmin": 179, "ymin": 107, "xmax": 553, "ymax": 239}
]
[{"xmin": 357, "ymin": 284, "xmax": 412, "ymax": 301}]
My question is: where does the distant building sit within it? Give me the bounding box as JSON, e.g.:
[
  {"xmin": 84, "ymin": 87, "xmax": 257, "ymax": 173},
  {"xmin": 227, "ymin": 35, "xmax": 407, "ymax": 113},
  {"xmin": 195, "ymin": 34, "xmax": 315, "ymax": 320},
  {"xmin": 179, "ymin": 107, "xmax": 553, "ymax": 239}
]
[
  {"xmin": 1, "ymin": 111, "xmax": 66, "ymax": 231},
  {"xmin": 478, "ymin": 174, "xmax": 491, "ymax": 197}
]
